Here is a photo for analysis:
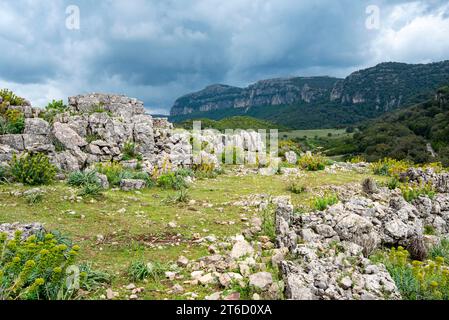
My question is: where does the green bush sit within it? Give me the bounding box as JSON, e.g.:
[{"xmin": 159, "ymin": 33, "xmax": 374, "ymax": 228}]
[
  {"xmin": 78, "ymin": 183, "xmax": 103, "ymax": 198},
  {"xmin": 400, "ymin": 182, "xmax": 436, "ymax": 202},
  {"xmin": 10, "ymin": 153, "xmax": 56, "ymax": 186},
  {"xmin": 288, "ymin": 181, "xmax": 306, "ymax": 194},
  {"xmin": 41, "ymin": 100, "xmax": 67, "ymax": 123},
  {"xmin": 67, "ymin": 171, "xmax": 100, "ymax": 187},
  {"xmin": 165, "ymin": 188, "xmax": 190, "ymax": 204},
  {"xmin": 78, "ymin": 262, "xmax": 112, "ymax": 291},
  {"xmin": 0, "ymin": 110, "xmax": 25, "ymax": 134},
  {"xmin": 0, "ymin": 165, "xmax": 11, "ymax": 184},
  {"xmin": 0, "ymin": 231, "xmax": 80, "ymax": 300},
  {"xmin": 386, "ymin": 177, "xmax": 400, "ymax": 190},
  {"xmin": 429, "ymin": 239, "xmax": 449, "ymax": 263},
  {"xmin": 122, "ymin": 141, "xmax": 142, "ymax": 161},
  {"xmin": 371, "ymin": 158, "xmax": 412, "ymax": 177},
  {"xmin": 313, "ymin": 194, "xmax": 339, "ymax": 211},
  {"xmin": 157, "ymin": 172, "xmax": 187, "ymax": 190},
  {"xmin": 85, "ymin": 134, "xmax": 102, "ymax": 144},
  {"xmin": 25, "ymin": 193, "xmax": 44, "ymax": 205},
  {"xmin": 371, "ymin": 246, "xmax": 449, "ymax": 300},
  {"xmin": 96, "ymin": 162, "xmax": 154, "ymax": 188},
  {"xmin": 67, "ymin": 171, "xmax": 104, "ymax": 198},
  {"xmin": 298, "ymin": 153, "xmax": 327, "ymax": 171},
  {"xmin": 96, "ymin": 162, "xmax": 124, "ymax": 186},
  {"xmin": 279, "ymin": 140, "xmax": 301, "ymax": 158},
  {"xmin": 127, "ymin": 260, "xmax": 168, "ymax": 282},
  {"xmin": 0, "ymin": 89, "xmax": 24, "ymax": 108}
]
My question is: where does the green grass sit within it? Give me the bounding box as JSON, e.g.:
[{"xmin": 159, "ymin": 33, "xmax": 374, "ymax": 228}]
[
  {"xmin": 280, "ymin": 129, "xmax": 350, "ymax": 140},
  {"xmin": 0, "ymin": 167, "xmax": 380, "ymax": 300}
]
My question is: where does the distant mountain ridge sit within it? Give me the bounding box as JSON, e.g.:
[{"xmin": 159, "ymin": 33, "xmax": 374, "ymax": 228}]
[
  {"xmin": 170, "ymin": 60, "xmax": 449, "ymax": 129},
  {"xmin": 171, "ymin": 76, "xmax": 339, "ymax": 116}
]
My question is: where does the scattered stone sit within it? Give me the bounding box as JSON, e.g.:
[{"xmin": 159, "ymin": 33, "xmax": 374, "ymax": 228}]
[
  {"xmin": 230, "ymin": 239, "xmax": 254, "ymax": 259},
  {"xmin": 177, "ymin": 256, "xmax": 189, "ymax": 267},
  {"xmin": 249, "ymin": 272, "xmax": 273, "ymax": 291}
]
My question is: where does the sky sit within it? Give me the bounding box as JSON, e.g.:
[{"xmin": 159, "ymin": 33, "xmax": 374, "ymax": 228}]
[{"xmin": 1, "ymin": 0, "xmax": 449, "ymax": 114}]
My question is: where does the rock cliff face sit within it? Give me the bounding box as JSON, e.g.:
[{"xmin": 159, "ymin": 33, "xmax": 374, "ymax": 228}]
[
  {"xmin": 170, "ymin": 61, "xmax": 449, "ymax": 124},
  {"xmin": 0, "ymin": 93, "xmax": 269, "ymax": 173},
  {"xmin": 170, "ymin": 77, "xmax": 339, "ymax": 116}
]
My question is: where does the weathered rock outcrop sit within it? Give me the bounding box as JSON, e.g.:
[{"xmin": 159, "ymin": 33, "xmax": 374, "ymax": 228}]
[
  {"xmin": 0, "ymin": 93, "xmax": 268, "ymax": 173},
  {"xmin": 277, "ymin": 171, "xmax": 449, "ymax": 300},
  {"xmin": 171, "ymin": 77, "xmax": 339, "ymax": 116}
]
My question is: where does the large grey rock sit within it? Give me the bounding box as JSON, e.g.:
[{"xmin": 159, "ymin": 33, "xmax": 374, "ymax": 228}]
[
  {"xmin": 52, "ymin": 122, "xmax": 87, "ymax": 150},
  {"xmin": 68, "ymin": 93, "xmax": 145, "ymax": 118},
  {"xmin": 230, "ymin": 240, "xmax": 254, "ymax": 259},
  {"xmin": 23, "ymin": 134, "xmax": 55, "ymax": 153},
  {"xmin": 249, "ymin": 272, "xmax": 273, "ymax": 291},
  {"xmin": 0, "ymin": 144, "xmax": 15, "ymax": 162},
  {"xmin": 0, "ymin": 134, "xmax": 24, "ymax": 151},
  {"xmin": 120, "ymin": 179, "xmax": 146, "ymax": 191},
  {"xmin": 24, "ymin": 118, "xmax": 50, "ymax": 135},
  {"xmin": 95, "ymin": 173, "xmax": 109, "ymax": 189},
  {"xmin": 51, "ymin": 151, "xmax": 80, "ymax": 172}
]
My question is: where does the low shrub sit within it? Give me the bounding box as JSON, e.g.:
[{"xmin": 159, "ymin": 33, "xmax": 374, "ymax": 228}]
[
  {"xmin": 85, "ymin": 134, "xmax": 102, "ymax": 144},
  {"xmin": 0, "ymin": 165, "xmax": 11, "ymax": 184},
  {"xmin": 67, "ymin": 171, "xmax": 104, "ymax": 198},
  {"xmin": 127, "ymin": 260, "xmax": 168, "ymax": 282},
  {"xmin": 10, "ymin": 153, "xmax": 56, "ymax": 186},
  {"xmin": 96, "ymin": 162, "xmax": 155, "ymax": 188},
  {"xmin": 0, "ymin": 89, "xmax": 25, "ymax": 108},
  {"xmin": 424, "ymin": 225, "xmax": 436, "ymax": 236},
  {"xmin": 429, "ymin": 239, "xmax": 449, "ymax": 263},
  {"xmin": 25, "ymin": 193, "xmax": 44, "ymax": 205},
  {"xmin": 96, "ymin": 162, "xmax": 124, "ymax": 186},
  {"xmin": 313, "ymin": 194, "xmax": 339, "ymax": 211},
  {"xmin": 78, "ymin": 183, "xmax": 103, "ymax": 198},
  {"xmin": 386, "ymin": 177, "xmax": 401, "ymax": 190},
  {"xmin": 400, "ymin": 182, "xmax": 436, "ymax": 202},
  {"xmin": 298, "ymin": 153, "xmax": 327, "ymax": 171},
  {"xmin": 279, "ymin": 140, "xmax": 301, "ymax": 158},
  {"xmin": 78, "ymin": 262, "xmax": 112, "ymax": 291},
  {"xmin": 41, "ymin": 100, "xmax": 67, "ymax": 123},
  {"xmin": 371, "ymin": 158, "xmax": 412, "ymax": 177},
  {"xmin": 174, "ymin": 168, "xmax": 195, "ymax": 178},
  {"xmin": 122, "ymin": 141, "xmax": 142, "ymax": 161},
  {"xmin": 0, "ymin": 110, "xmax": 25, "ymax": 134},
  {"xmin": 288, "ymin": 181, "xmax": 306, "ymax": 194},
  {"xmin": 67, "ymin": 171, "xmax": 100, "ymax": 187},
  {"xmin": 157, "ymin": 172, "xmax": 187, "ymax": 190},
  {"xmin": 372, "ymin": 246, "xmax": 449, "ymax": 300},
  {"xmin": 348, "ymin": 155, "xmax": 366, "ymax": 164},
  {"xmin": 0, "ymin": 231, "xmax": 80, "ymax": 300},
  {"xmin": 165, "ymin": 188, "xmax": 190, "ymax": 204}
]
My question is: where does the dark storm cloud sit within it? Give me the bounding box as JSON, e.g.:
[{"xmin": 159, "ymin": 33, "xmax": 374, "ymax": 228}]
[{"xmin": 0, "ymin": 0, "xmax": 448, "ymax": 113}]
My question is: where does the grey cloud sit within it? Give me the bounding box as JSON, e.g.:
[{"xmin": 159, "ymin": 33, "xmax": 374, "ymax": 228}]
[{"xmin": 0, "ymin": 0, "xmax": 448, "ymax": 113}]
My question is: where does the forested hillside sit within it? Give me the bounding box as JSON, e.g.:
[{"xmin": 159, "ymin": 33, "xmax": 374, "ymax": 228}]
[{"xmin": 354, "ymin": 87, "xmax": 449, "ymax": 165}]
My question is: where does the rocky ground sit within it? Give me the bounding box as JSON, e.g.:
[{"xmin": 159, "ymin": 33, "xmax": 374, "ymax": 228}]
[
  {"xmin": 0, "ymin": 165, "xmax": 384, "ymax": 300},
  {"xmin": 278, "ymin": 168, "xmax": 449, "ymax": 300}
]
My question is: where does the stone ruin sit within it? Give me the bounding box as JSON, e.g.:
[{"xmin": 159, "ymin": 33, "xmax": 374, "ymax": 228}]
[{"xmin": 0, "ymin": 93, "xmax": 268, "ymax": 174}]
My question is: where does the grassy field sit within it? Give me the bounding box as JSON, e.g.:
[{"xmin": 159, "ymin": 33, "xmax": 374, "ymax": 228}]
[
  {"xmin": 280, "ymin": 129, "xmax": 351, "ymax": 140},
  {"xmin": 0, "ymin": 166, "xmax": 383, "ymax": 300}
]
